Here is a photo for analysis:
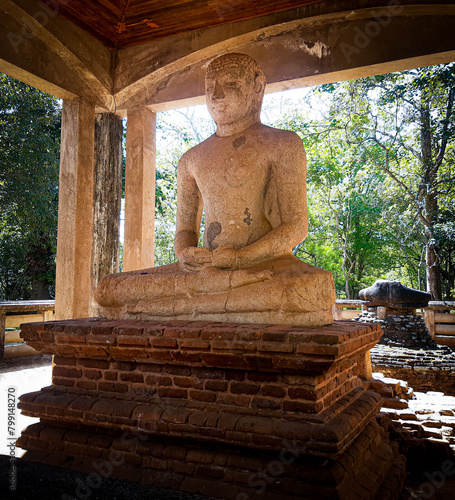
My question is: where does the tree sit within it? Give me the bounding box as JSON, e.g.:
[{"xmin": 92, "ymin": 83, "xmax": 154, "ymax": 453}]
[
  {"xmin": 0, "ymin": 74, "xmax": 61, "ymax": 300},
  {"xmin": 316, "ymin": 64, "xmax": 455, "ymax": 299}
]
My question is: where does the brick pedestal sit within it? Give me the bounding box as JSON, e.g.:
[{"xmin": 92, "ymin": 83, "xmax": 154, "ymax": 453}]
[{"xmin": 18, "ymin": 319, "xmax": 405, "ymax": 499}]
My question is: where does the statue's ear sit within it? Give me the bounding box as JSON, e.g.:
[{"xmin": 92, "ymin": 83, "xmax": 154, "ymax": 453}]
[{"xmin": 254, "ymin": 74, "xmax": 266, "ymax": 93}]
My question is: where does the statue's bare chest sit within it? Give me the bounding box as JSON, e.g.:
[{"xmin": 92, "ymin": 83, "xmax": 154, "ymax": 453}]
[{"xmin": 192, "ymin": 135, "xmax": 272, "ymax": 194}]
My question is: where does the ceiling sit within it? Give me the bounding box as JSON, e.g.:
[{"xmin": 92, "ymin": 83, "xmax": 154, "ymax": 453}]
[{"xmin": 43, "ymin": 0, "xmax": 325, "ymax": 50}]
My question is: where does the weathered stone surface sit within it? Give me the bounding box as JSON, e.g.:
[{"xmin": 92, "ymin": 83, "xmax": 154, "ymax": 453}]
[
  {"xmin": 95, "ymin": 54, "xmax": 335, "ymax": 327},
  {"xmin": 359, "ymin": 280, "xmax": 431, "ymax": 309}
]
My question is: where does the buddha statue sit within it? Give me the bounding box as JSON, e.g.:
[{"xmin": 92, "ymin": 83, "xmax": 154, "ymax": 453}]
[{"xmin": 95, "ymin": 53, "xmax": 336, "ymax": 326}]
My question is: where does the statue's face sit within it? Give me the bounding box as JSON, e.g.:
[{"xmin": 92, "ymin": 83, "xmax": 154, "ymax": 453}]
[{"xmin": 206, "ymin": 65, "xmax": 259, "ymax": 125}]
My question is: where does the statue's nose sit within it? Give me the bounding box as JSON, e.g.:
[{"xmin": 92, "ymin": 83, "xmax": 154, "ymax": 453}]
[{"xmin": 212, "ymin": 82, "xmax": 224, "ymax": 99}]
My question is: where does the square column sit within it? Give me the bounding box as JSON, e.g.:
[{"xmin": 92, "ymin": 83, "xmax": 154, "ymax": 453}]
[
  {"xmin": 124, "ymin": 107, "xmax": 156, "ymax": 272},
  {"xmin": 55, "ymin": 98, "xmax": 96, "ymax": 320}
]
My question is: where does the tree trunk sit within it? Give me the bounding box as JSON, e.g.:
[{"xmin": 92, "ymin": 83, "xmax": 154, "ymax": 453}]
[
  {"xmin": 92, "ymin": 113, "xmax": 123, "ymax": 292},
  {"xmin": 425, "ymin": 237, "xmax": 442, "ymax": 300},
  {"xmin": 421, "ymin": 100, "xmax": 442, "ymax": 300}
]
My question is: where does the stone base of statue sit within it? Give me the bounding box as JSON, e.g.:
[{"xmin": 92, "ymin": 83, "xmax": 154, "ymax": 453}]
[
  {"xmin": 95, "ymin": 257, "xmax": 337, "ymax": 327},
  {"xmin": 17, "ymin": 318, "xmax": 405, "ymax": 499}
]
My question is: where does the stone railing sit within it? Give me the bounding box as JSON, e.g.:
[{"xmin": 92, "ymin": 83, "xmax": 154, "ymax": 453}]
[
  {"xmin": 425, "ymin": 301, "xmax": 455, "ymax": 347},
  {"xmin": 333, "ymin": 299, "xmax": 367, "ymax": 320},
  {"xmin": 0, "ymin": 300, "xmax": 55, "ymax": 362},
  {"xmin": 335, "ymin": 299, "xmax": 455, "ymax": 348}
]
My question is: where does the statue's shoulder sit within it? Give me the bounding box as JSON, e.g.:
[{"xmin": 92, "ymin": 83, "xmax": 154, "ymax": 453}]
[
  {"xmin": 257, "ymin": 124, "xmax": 304, "ymax": 148},
  {"xmin": 178, "ymin": 133, "xmax": 216, "ymax": 167}
]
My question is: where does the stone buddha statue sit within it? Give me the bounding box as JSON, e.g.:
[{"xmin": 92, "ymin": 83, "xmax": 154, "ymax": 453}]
[{"xmin": 95, "ymin": 53, "xmax": 336, "ymax": 326}]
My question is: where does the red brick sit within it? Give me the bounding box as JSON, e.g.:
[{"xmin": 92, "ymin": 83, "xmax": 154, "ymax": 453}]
[
  {"xmin": 174, "ymin": 376, "xmax": 201, "ymax": 388},
  {"xmin": 39, "ymin": 426, "xmax": 68, "ymax": 443},
  {"xmin": 251, "ymin": 397, "xmax": 281, "ymax": 410},
  {"xmin": 112, "ymin": 361, "xmax": 136, "ymax": 371},
  {"xmin": 84, "ymin": 369, "xmax": 102, "ymax": 380},
  {"xmin": 104, "ymin": 370, "xmax": 118, "ymax": 381},
  {"xmin": 143, "ymin": 326, "xmax": 165, "ymax": 337},
  {"xmin": 193, "ymin": 368, "xmax": 222, "ymax": 380},
  {"xmin": 54, "ymin": 356, "xmax": 76, "ymax": 366},
  {"xmin": 247, "ymin": 372, "xmax": 277, "ymax": 382},
  {"xmin": 91, "ymin": 399, "xmax": 137, "ymax": 418},
  {"xmin": 171, "ymin": 351, "xmax": 202, "ymax": 364},
  {"xmin": 257, "ymin": 342, "xmax": 294, "ymax": 353},
  {"xmin": 162, "ymin": 407, "xmax": 191, "ymax": 424},
  {"xmin": 162, "ymin": 445, "xmax": 188, "ymax": 460},
  {"xmin": 52, "ymin": 377, "xmax": 74, "ymax": 387},
  {"xmin": 188, "ymin": 413, "xmax": 208, "ymax": 426},
  {"xmin": 224, "ymin": 371, "xmax": 245, "ymax": 381},
  {"xmin": 165, "ymin": 365, "xmax": 191, "ymax": 376},
  {"xmin": 230, "ymin": 382, "xmax": 260, "ymax": 395},
  {"xmin": 200, "ymin": 329, "xmax": 236, "ymax": 341},
  {"xmin": 53, "ymin": 366, "xmax": 82, "ymax": 378},
  {"xmin": 288, "ymin": 387, "xmax": 317, "ymax": 400},
  {"xmin": 137, "ymin": 363, "xmax": 162, "ymax": 373},
  {"xmin": 148, "ymin": 351, "xmax": 173, "ymax": 363},
  {"xmin": 76, "ymin": 380, "xmax": 97, "ymax": 390},
  {"xmin": 117, "ymin": 336, "xmax": 150, "ymax": 347},
  {"xmin": 98, "ymin": 382, "xmax": 128, "ymax": 393},
  {"xmin": 55, "ymin": 333, "xmax": 86, "ymax": 344},
  {"xmin": 261, "ymin": 385, "xmax": 286, "ymax": 398},
  {"xmin": 78, "ymin": 358, "xmax": 109, "ymax": 369},
  {"xmin": 152, "ymin": 338, "xmax": 178, "ymax": 348},
  {"xmin": 85, "ymin": 334, "xmax": 116, "ymax": 345},
  {"xmin": 205, "ymin": 380, "xmax": 228, "ymax": 392},
  {"xmin": 195, "ymin": 465, "xmax": 225, "ymax": 479},
  {"xmin": 235, "ymin": 331, "xmax": 262, "ymax": 341},
  {"xmin": 80, "ymin": 346, "xmax": 109, "ymax": 358},
  {"xmin": 179, "ymin": 339, "xmax": 210, "ymax": 350},
  {"xmin": 217, "ymin": 414, "xmax": 239, "ymax": 431},
  {"xmin": 189, "ymin": 390, "xmax": 217, "ymax": 403},
  {"xmin": 218, "ymin": 394, "xmax": 250, "ymax": 407},
  {"xmin": 145, "ymin": 374, "xmax": 173, "ymax": 386},
  {"xmin": 157, "ymin": 387, "xmax": 187, "ymax": 399},
  {"xmin": 133, "ymin": 404, "xmax": 163, "ymax": 421},
  {"xmin": 262, "ymin": 331, "xmax": 287, "ymax": 342},
  {"xmin": 69, "ymin": 397, "xmax": 96, "ymax": 412},
  {"xmin": 164, "ymin": 326, "xmax": 202, "ymax": 338},
  {"xmin": 201, "ymin": 353, "xmax": 247, "ymax": 369},
  {"xmin": 120, "ymin": 372, "xmax": 144, "ymax": 383},
  {"xmin": 187, "ymin": 449, "xmax": 216, "ymax": 464},
  {"xmin": 283, "ymin": 400, "xmax": 321, "ymax": 413}
]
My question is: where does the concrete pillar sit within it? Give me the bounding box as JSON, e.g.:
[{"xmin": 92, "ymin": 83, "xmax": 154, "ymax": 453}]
[
  {"xmin": 123, "ymin": 107, "xmax": 156, "ymax": 272},
  {"xmin": 92, "ymin": 113, "xmax": 123, "ymax": 304},
  {"xmin": 55, "ymin": 98, "xmax": 95, "ymax": 320}
]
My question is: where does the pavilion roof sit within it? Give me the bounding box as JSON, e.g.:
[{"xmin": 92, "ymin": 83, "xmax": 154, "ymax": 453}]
[{"xmin": 46, "ymin": 0, "xmax": 325, "ymax": 49}]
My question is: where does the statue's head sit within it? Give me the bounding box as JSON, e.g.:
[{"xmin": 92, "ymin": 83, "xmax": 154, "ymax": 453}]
[{"xmin": 205, "ymin": 53, "xmax": 266, "ymax": 127}]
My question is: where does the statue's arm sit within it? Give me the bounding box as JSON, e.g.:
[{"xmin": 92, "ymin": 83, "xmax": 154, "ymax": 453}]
[
  {"xmin": 174, "ymin": 153, "xmax": 211, "ymax": 269},
  {"xmin": 215, "ymin": 132, "xmax": 308, "ymax": 269}
]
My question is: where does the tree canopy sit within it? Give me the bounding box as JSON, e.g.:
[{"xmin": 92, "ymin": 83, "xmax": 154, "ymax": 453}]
[{"xmin": 0, "ymin": 74, "xmax": 61, "ymax": 300}]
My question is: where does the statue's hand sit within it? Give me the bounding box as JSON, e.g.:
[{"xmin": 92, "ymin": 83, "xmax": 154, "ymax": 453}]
[
  {"xmin": 179, "ymin": 246, "xmax": 213, "ymax": 271},
  {"xmin": 212, "ymin": 245, "xmax": 238, "ymax": 269}
]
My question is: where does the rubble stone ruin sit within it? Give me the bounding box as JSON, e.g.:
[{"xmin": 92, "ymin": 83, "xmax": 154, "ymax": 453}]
[
  {"xmin": 355, "ymin": 280, "xmax": 436, "ymax": 349},
  {"xmin": 18, "ymin": 54, "xmax": 406, "ymax": 499}
]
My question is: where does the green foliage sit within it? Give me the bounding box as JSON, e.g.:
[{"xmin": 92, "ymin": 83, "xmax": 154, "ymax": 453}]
[
  {"xmin": 154, "ymin": 108, "xmax": 214, "ymax": 266},
  {"xmin": 0, "ymin": 74, "xmax": 61, "ymax": 300}
]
